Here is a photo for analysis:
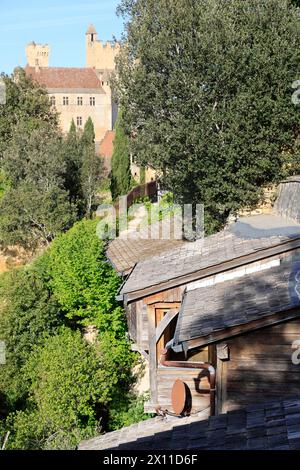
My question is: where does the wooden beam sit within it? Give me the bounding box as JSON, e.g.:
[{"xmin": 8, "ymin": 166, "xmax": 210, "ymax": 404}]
[
  {"xmin": 147, "ymin": 304, "xmax": 158, "ymax": 404},
  {"xmin": 124, "ymin": 238, "xmax": 300, "ymax": 302},
  {"xmin": 130, "ymin": 343, "xmax": 149, "ymax": 360},
  {"xmin": 184, "ymin": 307, "xmax": 300, "ymax": 350},
  {"xmin": 216, "ymin": 343, "xmax": 228, "ymax": 415},
  {"xmin": 156, "ymin": 309, "xmax": 179, "ymax": 343}
]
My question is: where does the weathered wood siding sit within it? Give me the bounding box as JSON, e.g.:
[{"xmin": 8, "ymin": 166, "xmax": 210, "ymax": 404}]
[
  {"xmin": 156, "ymin": 367, "xmax": 210, "ymax": 417},
  {"xmin": 127, "ymin": 303, "xmax": 137, "ymax": 342},
  {"xmin": 127, "ymin": 286, "xmax": 185, "ymax": 351},
  {"xmin": 224, "ymin": 318, "xmax": 300, "ymax": 412}
]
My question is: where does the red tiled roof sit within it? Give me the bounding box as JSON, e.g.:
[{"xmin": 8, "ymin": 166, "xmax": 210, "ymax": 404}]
[
  {"xmin": 25, "ymin": 65, "xmax": 103, "ymax": 90},
  {"xmin": 99, "ymin": 130, "xmax": 115, "ymax": 158}
]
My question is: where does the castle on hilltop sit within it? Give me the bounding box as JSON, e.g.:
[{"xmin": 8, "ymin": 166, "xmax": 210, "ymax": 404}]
[
  {"xmin": 24, "ymin": 25, "xmax": 119, "ymax": 153},
  {"xmin": 24, "ymin": 25, "xmax": 156, "ymax": 182}
]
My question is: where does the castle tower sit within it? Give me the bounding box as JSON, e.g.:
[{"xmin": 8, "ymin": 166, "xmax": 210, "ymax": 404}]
[
  {"xmin": 86, "ymin": 24, "xmax": 120, "ymax": 70},
  {"xmin": 26, "ymin": 42, "xmax": 50, "ymax": 68},
  {"xmin": 86, "ymin": 23, "xmax": 98, "ymax": 44}
]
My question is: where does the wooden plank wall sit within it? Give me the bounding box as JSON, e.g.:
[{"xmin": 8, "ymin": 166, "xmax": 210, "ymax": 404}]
[
  {"xmin": 129, "ymin": 286, "xmax": 185, "ymax": 352},
  {"xmin": 127, "ymin": 303, "xmax": 137, "ymax": 342},
  {"xmin": 157, "ymin": 367, "xmax": 210, "ymax": 418},
  {"xmin": 224, "ymin": 318, "xmax": 300, "ymax": 411}
]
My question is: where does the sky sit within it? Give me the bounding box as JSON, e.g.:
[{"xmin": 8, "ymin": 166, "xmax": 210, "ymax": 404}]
[{"xmin": 0, "ymin": 0, "xmax": 124, "ymax": 74}]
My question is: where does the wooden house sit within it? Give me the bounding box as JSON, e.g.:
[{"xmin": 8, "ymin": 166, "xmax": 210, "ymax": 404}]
[{"xmin": 115, "ymin": 177, "xmax": 300, "ymax": 417}]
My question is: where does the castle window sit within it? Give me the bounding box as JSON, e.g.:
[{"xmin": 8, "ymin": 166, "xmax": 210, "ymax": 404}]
[
  {"xmin": 91, "ymin": 34, "xmax": 94, "ymax": 42},
  {"xmin": 50, "ymin": 96, "xmax": 56, "ymax": 106},
  {"xmin": 76, "ymin": 117, "xmax": 83, "ymax": 127},
  {"xmin": 90, "ymin": 97, "xmax": 96, "ymax": 106},
  {"xmin": 77, "ymin": 97, "xmax": 83, "ymax": 106},
  {"xmin": 63, "ymin": 96, "xmax": 69, "ymax": 106}
]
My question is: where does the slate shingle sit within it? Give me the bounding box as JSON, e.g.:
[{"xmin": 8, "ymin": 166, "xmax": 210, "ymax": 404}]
[
  {"xmin": 173, "ymin": 255, "xmax": 300, "ymax": 346},
  {"xmin": 78, "ymin": 397, "xmax": 300, "ymax": 451}
]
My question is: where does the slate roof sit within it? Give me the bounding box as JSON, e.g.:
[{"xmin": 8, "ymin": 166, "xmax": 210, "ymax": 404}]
[
  {"xmin": 173, "ymin": 254, "xmax": 300, "ymax": 346},
  {"xmin": 25, "ymin": 66, "xmax": 104, "ymax": 91},
  {"xmin": 107, "ymin": 218, "xmax": 187, "ymax": 275},
  {"xmin": 119, "ymin": 216, "xmax": 300, "ymax": 296},
  {"xmin": 78, "ymin": 396, "xmax": 300, "ymax": 450},
  {"xmin": 119, "ymin": 179, "xmax": 300, "ymax": 297},
  {"xmin": 107, "ymin": 239, "xmax": 187, "ymax": 275}
]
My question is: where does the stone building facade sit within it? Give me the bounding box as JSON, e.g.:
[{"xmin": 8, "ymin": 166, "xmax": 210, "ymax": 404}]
[
  {"xmin": 25, "ymin": 24, "xmax": 156, "ymax": 184},
  {"xmin": 25, "ymin": 25, "xmax": 118, "ymax": 145}
]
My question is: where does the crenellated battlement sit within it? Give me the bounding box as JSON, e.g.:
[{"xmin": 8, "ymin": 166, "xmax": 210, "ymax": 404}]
[
  {"xmin": 26, "ymin": 42, "xmax": 50, "ymax": 68},
  {"xmin": 86, "ymin": 24, "xmax": 120, "ymax": 70}
]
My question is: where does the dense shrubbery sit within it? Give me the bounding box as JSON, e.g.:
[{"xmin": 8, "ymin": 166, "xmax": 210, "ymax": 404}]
[{"xmin": 0, "ymin": 219, "xmax": 147, "ymax": 450}]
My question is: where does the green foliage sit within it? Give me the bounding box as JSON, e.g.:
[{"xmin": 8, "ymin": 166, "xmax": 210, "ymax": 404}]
[
  {"xmin": 0, "ymin": 259, "xmax": 62, "ymax": 408},
  {"xmin": 0, "ymin": 74, "xmax": 104, "ymax": 247},
  {"xmin": 0, "ymin": 80, "xmax": 77, "ymax": 248},
  {"xmin": 48, "ymin": 219, "xmax": 124, "ymax": 331},
  {"xmin": 116, "ymin": 0, "xmax": 300, "ymax": 233},
  {"xmin": 80, "ymin": 118, "xmax": 103, "ymax": 217},
  {"xmin": 0, "ymin": 183, "xmax": 76, "ymax": 249},
  {"xmin": 108, "ymin": 392, "xmax": 151, "ymax": 431},
  {"xmin": 7, "ymin": 328, "xmax": 105, "ymax": 450},
  {"xmin": 0, "ymin": 170, "xmax": 10, "ymax": 201},
  {"xmin": 110, "ymin": 111, "xmax": 133, "ymax": 199},
  {"xmin": 69, "ymin": 118, "xmax": 76, "ymax": 134},
  {"xmin": 25, "ymin": 329, "xmax": 106, "ymax": 428},
  {"xmin": 139, "ymin": 166, "xmax": 146, "ymax": 185},
  {"xmin": 81, "ymin": 144, "xmax": 103, "ymax": 218},
  {"xmin": 0, "ymin": 70, "xmax": 58, "ymax": 161},
  {"xmin": 62, "ymin": 120, "xmax": 85, "ymax": 212},
  {"xmin": 81, "ymin": 116, "xmax": 96, "ymax": 145},
  {"xmin": 0, "ymin": 217, "xmax": 139, "ymax": 449}
]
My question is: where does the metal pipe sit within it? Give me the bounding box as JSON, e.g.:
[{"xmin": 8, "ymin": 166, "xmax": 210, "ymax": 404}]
[{"xmin": 160, "ymin": 348, "xmax": 216, "ymax": 416}]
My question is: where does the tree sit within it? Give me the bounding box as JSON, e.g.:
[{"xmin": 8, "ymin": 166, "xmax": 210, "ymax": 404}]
[
  {"xmin": 80, "ymin": 118, "xmax": 102, "ymax": 217},
  {"xmin": 0, "ymin": 219, "xmax": 136, "ymax": 449},
  {"xmin": 115, "ymin": 0, "xmax": 300, "ymax": 232},
  {"xmin": 0, "ymin": 183, "xmax": 76, "ymax": 249},
  {"xmin": 0, "ymin": 258, "xmax": 62, "ymax": 409},
  {"xmin": 6, "ymin": 328, "xmax": 106, "ymax": 450},
  {"xmin": 0, "ymin": 71, "xmax": 95, "ymax": 247},
  {"xmin": 0, "ymin": 121, "xmax": 77, "ymax": 248},
  {"xmin": 48, "ymin": 219, "xmax": 126, "ymax": 332},
  {"xmin": 81, "ymin": 116, "xmax": 95, "ymax": 145},
  {"xmin": 110, "ymin": 111, "xmax": 133, "ymax": 200},
  {"xmin": 62, "ymin": 120, "xmax": 84, "ymax": 213},
  {"xmin": 0, "ymin": 69, "xmax": 58, "ymax": 161}
]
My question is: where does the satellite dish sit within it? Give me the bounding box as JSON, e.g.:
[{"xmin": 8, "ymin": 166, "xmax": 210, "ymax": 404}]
[{"xmin": 172, "ymin": 379, "xmax": 190, "ymax": 415}]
